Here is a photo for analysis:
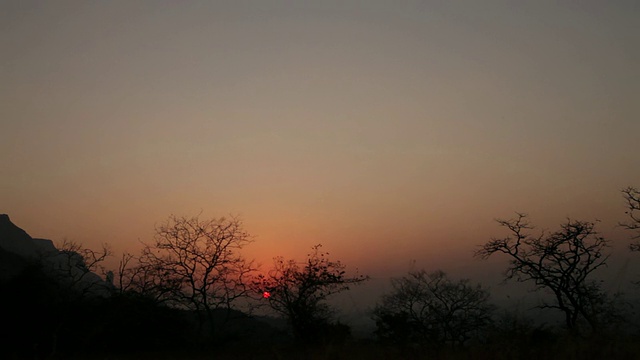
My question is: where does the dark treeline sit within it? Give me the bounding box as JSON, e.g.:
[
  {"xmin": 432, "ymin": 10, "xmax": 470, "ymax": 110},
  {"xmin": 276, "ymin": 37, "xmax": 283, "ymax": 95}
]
[{"xmin": 1, "ymin": 187, "xmax": 640, "ymax": 359}]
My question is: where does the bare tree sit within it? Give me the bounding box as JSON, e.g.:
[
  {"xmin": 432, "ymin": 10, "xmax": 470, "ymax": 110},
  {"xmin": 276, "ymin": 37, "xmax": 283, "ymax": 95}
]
[
  {"xmin": 38, "ymin": 240, "xmax": 111, "ymax": 358},
  {"xmin": 475, "ymin": 213, "xmax": 612, "ymax": 335},
  {"xmin": 113, "ymin": 251, "xmax": 175, "ymax": 302},
  {"xmin": 373, "ymin": 270, "xmax": 493, "ymax": 348},
  {"xmin": 135, "ymin": 214, "xmax": 257, "ymax": 338},
  {"xmin": 113, "ymin": 252, "xmax": 163, "ymax": 299},
  {"xmin": 255, "ymin": 244, "xmax": 367, "ymax": 343},
  {"xmin": 51, "ymin": 239, "xmax": 112, "ymax": 297},
  {"xmin": 620, "ymin": 186, "xmax": 640, "ymax": 251}
]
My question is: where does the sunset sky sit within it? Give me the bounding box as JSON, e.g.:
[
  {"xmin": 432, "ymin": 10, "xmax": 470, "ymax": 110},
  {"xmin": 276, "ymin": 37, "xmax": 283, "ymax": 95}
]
[{"xmin": 2, "ymin": 1, "xmax": 639, "ymax": 288}]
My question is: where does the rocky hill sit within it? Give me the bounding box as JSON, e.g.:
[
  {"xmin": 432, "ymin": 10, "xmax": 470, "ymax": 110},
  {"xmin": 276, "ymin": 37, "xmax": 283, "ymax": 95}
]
[
  {"xmin": 0, "ymin": 214, "xmax": 56, "ymax": 258},
  {"xmin": 0, "ymin": 214, "xmax": 107, "ymax": 294}
]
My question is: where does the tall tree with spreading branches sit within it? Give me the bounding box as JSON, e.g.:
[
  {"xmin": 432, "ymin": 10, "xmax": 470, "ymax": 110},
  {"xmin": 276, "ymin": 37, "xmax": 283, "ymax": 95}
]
[
  {"xmin": 476, "ymin": 213, "xmax": 612, "ymax": 335},
  {"xmin": 135, "ymin": 214, "xmax": 257, "ymax": 339}
]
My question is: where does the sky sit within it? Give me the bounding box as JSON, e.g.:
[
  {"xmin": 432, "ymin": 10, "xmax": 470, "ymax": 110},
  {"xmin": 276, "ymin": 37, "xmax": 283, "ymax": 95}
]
[{"xmin": 2, "ymin": 1, "xmax": 639, "ymax": 294}]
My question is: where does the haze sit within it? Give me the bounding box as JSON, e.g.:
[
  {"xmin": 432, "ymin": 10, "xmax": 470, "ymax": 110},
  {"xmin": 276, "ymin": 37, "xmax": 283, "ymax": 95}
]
[{"xmin": 2, "ymin": 1, "xmax": 638, "ymax": 289}]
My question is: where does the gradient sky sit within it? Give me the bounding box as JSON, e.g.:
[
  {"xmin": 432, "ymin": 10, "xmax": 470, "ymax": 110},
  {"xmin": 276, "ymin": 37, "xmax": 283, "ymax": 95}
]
[{"xmin": 2, "ymin": 1, "xmax": 639, "ymax": 285}]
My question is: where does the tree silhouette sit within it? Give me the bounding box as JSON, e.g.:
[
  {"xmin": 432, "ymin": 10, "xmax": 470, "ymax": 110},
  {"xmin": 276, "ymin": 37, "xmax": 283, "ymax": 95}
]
[
  {"xmin": 373, "ymin": 270, "xmax": 493, "ymax": 349},
  {"xmin": 51, "ymin": 239, "xmax": 112, "ymax": 297},
  {"xmin": 620, "ymin": 186, "xmax": 640, "ymax": 251},
  {"xmin": 133, "ymin": 214, "xmax": 257, "ymax": 339},
  {"xmin": 476, "ymin": 214, "xmax": 612, "ymax": 335},
  {"xmin": 255, "ymin": 244, "xmax": 367, "ymax": 343}
]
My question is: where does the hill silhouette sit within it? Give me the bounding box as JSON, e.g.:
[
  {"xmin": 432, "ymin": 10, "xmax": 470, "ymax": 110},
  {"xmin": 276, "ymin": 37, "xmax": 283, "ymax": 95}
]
[
  {"xmin": 0, "ymin": 214, "xmax": 108, "ymax": 294},
  {"xmin": 0, "ymin": 214, "xmax": 287, "ymax": 359},
  {"xmin": 0, "ymin": 214, "xmax": 57, "ymax": 281},
  {"xmin": 0, "ymin": 214, "xmax": 56, "ymax": 258},
  {"xmin": 3, "ymin": 213, "xmax": 640, "ymax": 359}
]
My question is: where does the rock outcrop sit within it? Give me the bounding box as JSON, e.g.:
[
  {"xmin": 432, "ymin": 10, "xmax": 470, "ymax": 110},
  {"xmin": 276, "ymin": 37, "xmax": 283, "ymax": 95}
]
[
  {"xmin": 0, "ymin": 214, "xmax": 54, "ymax": 258},
  {"xmin": 0, "ymin": 214, "xmax": 109, "ymax": 295}
]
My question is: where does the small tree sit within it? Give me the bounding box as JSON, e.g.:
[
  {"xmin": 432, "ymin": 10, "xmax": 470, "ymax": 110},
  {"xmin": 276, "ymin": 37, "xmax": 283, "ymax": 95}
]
[
  {"xmin": 255, "ymin": 244, "xmax": 367, "ymax": 343},
  {"xmin": 135, "ymin": 214, "xmax": 257, "ymax": 339},
  {"xmin": 34, "ymin": 240, "xmax": 112, "ymax": 358},
  {"xmin": 52, "ymin": 240, "xmax": 112, "ymax": 297},
  {"xmin": 373, "ymin": 270, "xmax": 493, "ymax": 349},
  {"xmin": 476, "ymin": 213, "xmax": 611, "ymax": 335},
  {"xmin": 620, "ymin": 186, "xmax": 640, "ymax": 251}
]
